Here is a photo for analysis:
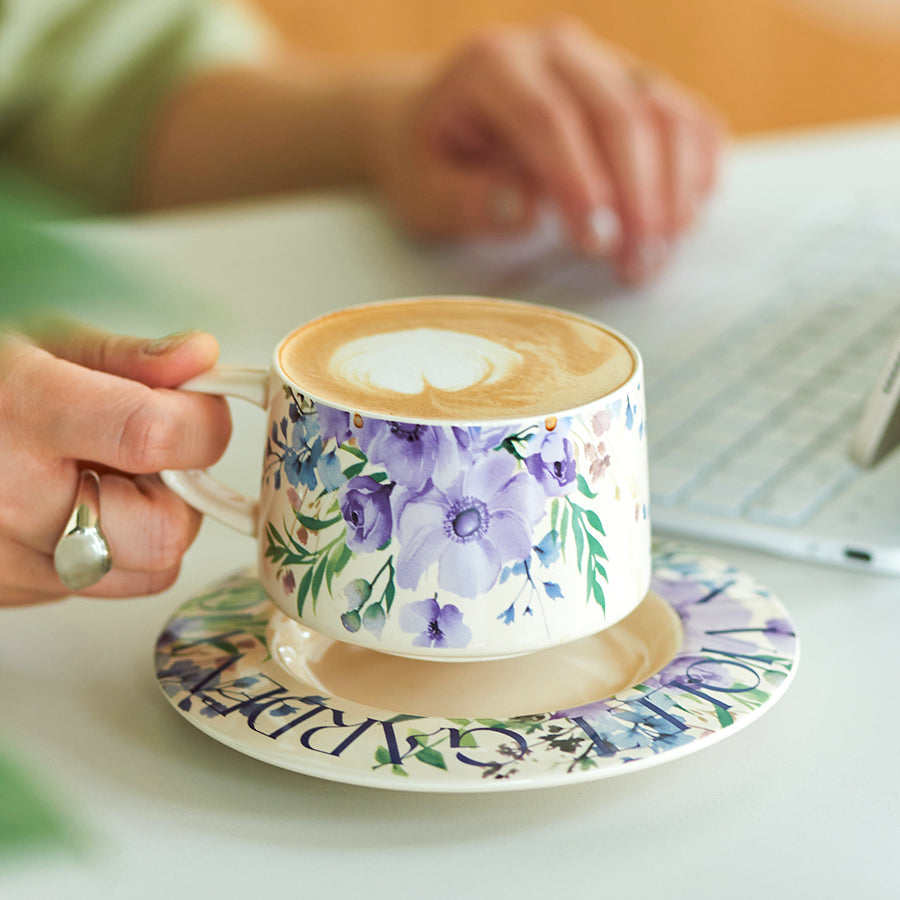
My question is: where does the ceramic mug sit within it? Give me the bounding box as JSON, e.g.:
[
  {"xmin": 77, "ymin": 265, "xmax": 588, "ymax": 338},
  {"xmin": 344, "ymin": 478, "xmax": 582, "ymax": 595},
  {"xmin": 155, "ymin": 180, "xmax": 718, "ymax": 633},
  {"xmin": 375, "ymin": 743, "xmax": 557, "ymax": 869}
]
[{"xmin": 162, "ymin": 297, "xmax": 650, "ymax": 660}]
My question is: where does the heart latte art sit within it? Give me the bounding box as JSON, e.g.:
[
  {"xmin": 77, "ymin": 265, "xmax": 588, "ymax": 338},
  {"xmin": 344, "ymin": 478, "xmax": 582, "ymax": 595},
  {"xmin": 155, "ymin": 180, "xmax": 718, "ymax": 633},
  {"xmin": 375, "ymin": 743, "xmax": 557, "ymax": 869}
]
[
  {"xmin": 332, "ymin": 328, "xmax": 523, "ymax": 396},
  {"xmin": 278, "ymin": 298, "xmax": 634, "ymax": 420}
]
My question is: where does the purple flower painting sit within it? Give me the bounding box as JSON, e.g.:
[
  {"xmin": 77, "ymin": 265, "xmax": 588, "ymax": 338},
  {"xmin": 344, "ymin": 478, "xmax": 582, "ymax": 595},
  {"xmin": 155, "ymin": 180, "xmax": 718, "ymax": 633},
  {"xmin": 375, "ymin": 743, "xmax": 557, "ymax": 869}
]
[
  {"xmin": 399, "ymin": 596, "xmax": 472, "ymax": 649},
  {"xmin": 451, "ymin": 425, "xmax": 510, "ymax": 458},
  {"xmin": 394, "ymin": 453, "xmax": 544, "ymax": 598},
  {"xmin": 338, "ymin": 476, "xmax": 393, "ymax": 552},
  {"xmin": 524, "ymin": 427, "xmax": 577, "ymax": 496},
  {"xmin": 352, "ymin": 418, "xmax": 458, "ymax": 490},
  {"xmin": 264, "ymin": 397, "xmax": 623, "ymax": 651},
  {"xmin": 317, "ymin": 405, "xmax": 352, "ymax": 446}
]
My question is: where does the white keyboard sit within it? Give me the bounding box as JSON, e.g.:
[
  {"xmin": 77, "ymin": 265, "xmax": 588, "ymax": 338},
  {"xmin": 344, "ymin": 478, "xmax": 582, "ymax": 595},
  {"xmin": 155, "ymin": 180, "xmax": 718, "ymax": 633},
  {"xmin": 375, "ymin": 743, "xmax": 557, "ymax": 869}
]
[{"xmin": 647, "ymin": 200, "xmax": 900, "ymax": 530}]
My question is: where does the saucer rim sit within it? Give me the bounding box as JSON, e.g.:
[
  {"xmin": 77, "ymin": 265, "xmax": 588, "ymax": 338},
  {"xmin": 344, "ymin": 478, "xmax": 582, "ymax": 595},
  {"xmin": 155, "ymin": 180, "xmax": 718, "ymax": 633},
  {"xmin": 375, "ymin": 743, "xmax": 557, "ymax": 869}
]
[{"xmin": 155, "ymin": 544, "xmax": 799, "ymax": 793}]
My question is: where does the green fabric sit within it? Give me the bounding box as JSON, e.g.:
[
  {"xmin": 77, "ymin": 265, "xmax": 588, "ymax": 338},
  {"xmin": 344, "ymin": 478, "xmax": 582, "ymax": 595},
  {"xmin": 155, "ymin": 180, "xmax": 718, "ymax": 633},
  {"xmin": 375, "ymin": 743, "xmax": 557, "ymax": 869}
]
[{"xmin": 0, "ymin": 0, "xmax": 267, "ymax": 211}]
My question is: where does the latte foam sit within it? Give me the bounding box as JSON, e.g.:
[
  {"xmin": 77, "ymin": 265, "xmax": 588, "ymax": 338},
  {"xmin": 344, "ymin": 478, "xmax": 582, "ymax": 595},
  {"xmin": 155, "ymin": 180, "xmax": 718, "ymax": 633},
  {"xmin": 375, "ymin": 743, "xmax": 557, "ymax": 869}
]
[{"xmin": 278, "ymin": 298, "xmax": 634, "ymax": 421}]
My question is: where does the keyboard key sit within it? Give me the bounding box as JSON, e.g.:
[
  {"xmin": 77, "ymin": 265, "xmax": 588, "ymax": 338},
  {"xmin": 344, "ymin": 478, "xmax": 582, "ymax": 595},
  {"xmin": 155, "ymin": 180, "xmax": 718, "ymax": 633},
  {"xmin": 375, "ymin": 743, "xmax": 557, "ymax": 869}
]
[
  {"xmin": 649, "ymin": 461, "xmax": 701, "ymax": 503},
  {"xmin": 800, "ymin": 444, "xmax": 859, "ymax": 486},
  {"xmin": 685, "ymin": 474, "xmax": 758, "ymax": 516},
  {"xmin": 779, "ymin": 409, "xmax": 834, "ymax": 442},
  {"xmin": 764, "ymin": 422, "xmax": 817, "ymax": 450},
  {"xmin": 745, "ymin": 434, "xmax": 800, "ymax": 470},
  {"xmin": 672, "ymin": 429, "xmax": 739, "ymax": 461},
  {"xmin": 734, "ymin": 385, "xmax": 788, "ymax": 415},
  {"xmin": 746, "ymin": 486, "xmax": 825, "ymax": 526},
  {"xmin": 716, "ymin": 447, "xmax": 779, "ymax": 481},
  {"xmin": 804, "ymin": 389, "xmax": 860, "ymax": 418},
  {"xmin": 746, "ymin": 457, "xmax": 858, "ymax": 526}
]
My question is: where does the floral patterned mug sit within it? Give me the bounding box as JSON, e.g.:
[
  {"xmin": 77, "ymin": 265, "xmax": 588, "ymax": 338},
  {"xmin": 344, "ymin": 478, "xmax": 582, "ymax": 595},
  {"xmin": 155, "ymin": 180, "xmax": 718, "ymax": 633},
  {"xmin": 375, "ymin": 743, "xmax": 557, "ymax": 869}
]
[{"xmin": 162, "ymin": 297, "xmax": 650, "ymax": 660}]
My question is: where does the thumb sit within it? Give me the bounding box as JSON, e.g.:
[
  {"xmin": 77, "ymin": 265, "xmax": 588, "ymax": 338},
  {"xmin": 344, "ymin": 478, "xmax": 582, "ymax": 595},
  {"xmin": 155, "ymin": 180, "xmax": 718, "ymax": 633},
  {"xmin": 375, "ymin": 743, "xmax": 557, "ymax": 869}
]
[{"xmin": 25, "ymin": 318, "xmax": 220, "ymax": 388}]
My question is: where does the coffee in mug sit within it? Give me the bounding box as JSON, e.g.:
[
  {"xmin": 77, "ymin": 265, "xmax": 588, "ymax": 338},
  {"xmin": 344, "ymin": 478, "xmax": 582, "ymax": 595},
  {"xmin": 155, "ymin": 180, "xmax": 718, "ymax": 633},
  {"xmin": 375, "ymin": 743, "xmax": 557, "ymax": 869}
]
[
  {"xmin": 162, "ymin": 297, "xmax": 650, "ymax": 661},
  {"xmin": 278, "ymin": 297, "xmax": 633, "ymax": 419}
]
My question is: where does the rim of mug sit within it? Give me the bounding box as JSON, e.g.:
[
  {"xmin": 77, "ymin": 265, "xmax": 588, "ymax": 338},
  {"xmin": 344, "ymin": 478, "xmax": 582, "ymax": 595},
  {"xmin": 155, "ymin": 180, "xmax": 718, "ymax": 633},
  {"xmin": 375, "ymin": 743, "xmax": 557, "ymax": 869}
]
[{"xmin": 270, "ymin": 296, "xmax": 643, "ymax": 428}]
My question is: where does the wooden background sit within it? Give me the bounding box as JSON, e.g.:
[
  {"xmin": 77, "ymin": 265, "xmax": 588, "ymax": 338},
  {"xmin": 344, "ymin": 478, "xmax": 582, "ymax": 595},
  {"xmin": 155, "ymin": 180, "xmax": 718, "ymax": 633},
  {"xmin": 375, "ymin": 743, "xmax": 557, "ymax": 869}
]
[{"xmin": 247, "ymin": 0, "xmax": 900, "ymax": 134}]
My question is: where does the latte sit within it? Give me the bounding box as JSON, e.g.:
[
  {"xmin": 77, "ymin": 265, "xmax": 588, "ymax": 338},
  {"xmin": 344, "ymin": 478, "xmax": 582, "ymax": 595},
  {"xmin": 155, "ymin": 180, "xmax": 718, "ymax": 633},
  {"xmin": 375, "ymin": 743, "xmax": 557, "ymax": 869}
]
[{"xmin": 278, "ymin": 297, "xmax": 635, "ymax": 420}]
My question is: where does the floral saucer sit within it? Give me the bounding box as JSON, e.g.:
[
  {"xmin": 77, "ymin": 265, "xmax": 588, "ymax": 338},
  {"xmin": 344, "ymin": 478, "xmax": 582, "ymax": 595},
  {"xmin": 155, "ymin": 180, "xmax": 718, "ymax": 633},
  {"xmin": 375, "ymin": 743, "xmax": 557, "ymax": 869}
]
[{"xmin": 155, "ymin": 544, "xmax": 798, "ymax": 792}]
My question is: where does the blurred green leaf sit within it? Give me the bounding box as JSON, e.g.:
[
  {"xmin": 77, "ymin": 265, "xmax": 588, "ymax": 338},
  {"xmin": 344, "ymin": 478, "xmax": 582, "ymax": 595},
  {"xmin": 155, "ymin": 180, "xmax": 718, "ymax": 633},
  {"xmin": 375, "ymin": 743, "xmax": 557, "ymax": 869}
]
[{"xmin": 0, "ymin": 747, "xmax": 75, "ymax": 859}]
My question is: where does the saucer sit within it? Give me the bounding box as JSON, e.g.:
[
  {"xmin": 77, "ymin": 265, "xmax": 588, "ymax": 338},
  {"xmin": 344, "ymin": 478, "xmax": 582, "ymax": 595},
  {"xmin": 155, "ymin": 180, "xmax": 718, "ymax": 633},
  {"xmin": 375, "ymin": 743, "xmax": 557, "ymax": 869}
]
[{"xmin": 155, "ymin": 544, "xmax": 798, "ymax": 792}]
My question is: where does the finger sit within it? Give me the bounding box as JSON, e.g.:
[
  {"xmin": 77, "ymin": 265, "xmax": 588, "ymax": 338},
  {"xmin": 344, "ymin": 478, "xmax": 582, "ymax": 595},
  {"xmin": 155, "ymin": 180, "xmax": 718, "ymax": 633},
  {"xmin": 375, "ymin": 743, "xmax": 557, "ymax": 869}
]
[
  {"xmin": 545, "ymin": 25, "xmax": 669, "ymax": 280},
  {"xmin": 0, "ymin": 540, "xmax": 69, "ymax": 604},
  {"xmin": 647, "ymin": 85, "xmax": 699, "ymax": 234},
  {"xmin": 100, "ymin": 475, "xmax": 204, "ymax": 574},
  {"xmin": 648, "ymin": 83, "xmax": 724, "ymax": 233},
  {"xmin": 2, "ymin": 340, "xmax": 231, "ymax": 472},
  {"xmin": 0, "ymin": 539, "xmax": 184, "ymax": 600},
  {"xmin": 696, "ymin": 106, "xmax": 727, "ymax": 198},
  {"xmin": 0, "ymin": 538, "xmax": 85, "ymax": 599},
  {"xmin": 441, "ymin": 29, "xmax": 616, "ymax": 252},
  {"xmin": 0, "ymin": 582, "xmax": 67, "ymax": 607},
  {"xmin": 25, "ymin": 318, "xmax": 220, "ymax": 388},
  {"xmin": 75, "ymin": 563, "xmax": 184, "ymax": 598},
  {"xmin": 76, "ymin": 474, "xmax": 202, "ymax": 575},
  {"xmin": 0, "ymin": 455, "xmax": 77, "ymax": 554},
  {"xmin": 1, "ymin": 467, "xmax": 203, "ymax": 572}
]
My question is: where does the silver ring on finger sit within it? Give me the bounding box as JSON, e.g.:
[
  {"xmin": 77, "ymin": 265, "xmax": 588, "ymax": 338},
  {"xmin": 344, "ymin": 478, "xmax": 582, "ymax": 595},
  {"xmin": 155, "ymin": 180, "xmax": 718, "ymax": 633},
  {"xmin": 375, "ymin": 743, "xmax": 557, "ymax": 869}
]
[{"xmin": 53, "ymin": 469, "xmax": 113, "ymax": 592}]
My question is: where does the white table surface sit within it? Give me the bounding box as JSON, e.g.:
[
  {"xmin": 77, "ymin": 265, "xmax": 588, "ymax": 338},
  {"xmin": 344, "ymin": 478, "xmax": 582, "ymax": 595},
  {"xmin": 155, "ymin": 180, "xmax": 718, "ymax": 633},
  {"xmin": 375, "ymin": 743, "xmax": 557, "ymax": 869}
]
[{"xmin": 2, "ymin": 120, "xmax": 900, "ymax": 899}]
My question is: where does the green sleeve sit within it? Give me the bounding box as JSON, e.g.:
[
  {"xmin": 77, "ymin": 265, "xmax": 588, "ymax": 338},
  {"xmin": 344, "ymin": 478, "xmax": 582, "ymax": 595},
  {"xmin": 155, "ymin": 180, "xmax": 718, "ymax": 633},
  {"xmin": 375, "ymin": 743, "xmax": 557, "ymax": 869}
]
[{"xmin": 0, "ymin": 0, "xmax": 270, "ymax": 211}]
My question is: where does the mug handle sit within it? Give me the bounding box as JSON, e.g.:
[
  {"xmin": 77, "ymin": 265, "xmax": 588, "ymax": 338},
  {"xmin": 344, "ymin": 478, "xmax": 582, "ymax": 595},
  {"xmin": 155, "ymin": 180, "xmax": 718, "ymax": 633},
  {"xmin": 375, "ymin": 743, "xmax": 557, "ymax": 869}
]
[{"xmin": 160, "ymin": 365, "xmax": 270, "ymax": 537}]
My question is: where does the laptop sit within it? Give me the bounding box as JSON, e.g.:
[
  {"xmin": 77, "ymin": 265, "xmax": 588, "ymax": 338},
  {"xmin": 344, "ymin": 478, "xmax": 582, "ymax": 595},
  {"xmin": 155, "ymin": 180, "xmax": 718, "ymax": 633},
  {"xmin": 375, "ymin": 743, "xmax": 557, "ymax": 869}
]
[{"xmin": 485, "ymin": 190, "xmax": 900, "ymax": 575}]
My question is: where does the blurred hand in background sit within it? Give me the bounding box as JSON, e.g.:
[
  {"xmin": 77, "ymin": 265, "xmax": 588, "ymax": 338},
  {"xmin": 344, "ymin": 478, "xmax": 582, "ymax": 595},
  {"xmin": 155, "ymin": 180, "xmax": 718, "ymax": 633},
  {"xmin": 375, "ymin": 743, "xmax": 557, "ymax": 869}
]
[{"xmin": 129, "ymin": 11, "xmax": 725, "ymax": 284}]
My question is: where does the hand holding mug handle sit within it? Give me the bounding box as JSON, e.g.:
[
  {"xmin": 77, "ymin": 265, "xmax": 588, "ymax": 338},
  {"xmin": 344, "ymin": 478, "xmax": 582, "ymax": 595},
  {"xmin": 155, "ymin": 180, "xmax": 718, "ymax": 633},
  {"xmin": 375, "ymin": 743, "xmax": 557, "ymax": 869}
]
[{"xmin": 160, "ymin": 365, "xmax": 270, "ymax": 536}]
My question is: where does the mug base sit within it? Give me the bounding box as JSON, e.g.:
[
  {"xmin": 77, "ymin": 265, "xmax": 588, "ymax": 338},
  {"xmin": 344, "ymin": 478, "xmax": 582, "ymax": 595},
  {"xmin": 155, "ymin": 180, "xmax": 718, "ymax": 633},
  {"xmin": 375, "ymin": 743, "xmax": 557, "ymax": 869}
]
[{"xmin": 268, "ymin": 590, "xmax": 681, "ymax": 720}]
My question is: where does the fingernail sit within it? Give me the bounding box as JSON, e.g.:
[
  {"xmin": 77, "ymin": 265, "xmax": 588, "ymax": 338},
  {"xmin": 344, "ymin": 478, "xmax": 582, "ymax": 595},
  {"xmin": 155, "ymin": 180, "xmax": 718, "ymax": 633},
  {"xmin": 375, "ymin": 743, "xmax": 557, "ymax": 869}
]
[
  {"xmin": 489, "ymin": 185, "xmax": 526, "ymax": 228},
  {"xmin": 145, "ymin": 330, "xmax": 201, "ymax": 356},
  {"xmin": 586, "ymin": 206, "xmax": 621, "ymax": 255}
]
